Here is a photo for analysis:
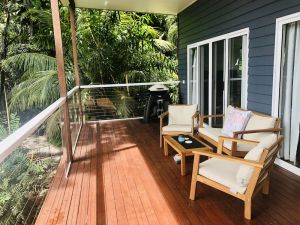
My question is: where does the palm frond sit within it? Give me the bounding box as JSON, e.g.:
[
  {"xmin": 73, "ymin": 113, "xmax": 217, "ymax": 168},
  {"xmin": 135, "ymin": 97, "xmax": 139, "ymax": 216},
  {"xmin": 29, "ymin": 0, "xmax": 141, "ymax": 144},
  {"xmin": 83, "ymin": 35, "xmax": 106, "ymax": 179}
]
[
  {"xmin": 3, "ymin": 53, "xmax": 57, "ymax": 74},
  {"xmin": 153, "ymin": 39, "xmax": 176, "ymax": 52},
  {"xmin": 9, "ymin": 70, "xmax": 59, "ymax": 112}
]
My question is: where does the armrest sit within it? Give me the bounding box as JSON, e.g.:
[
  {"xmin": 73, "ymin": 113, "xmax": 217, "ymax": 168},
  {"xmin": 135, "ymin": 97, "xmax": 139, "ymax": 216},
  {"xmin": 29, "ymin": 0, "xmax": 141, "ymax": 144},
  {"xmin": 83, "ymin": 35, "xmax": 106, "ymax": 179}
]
[
  {"xmin": 218, "ymin": 136, "xmax": 259, "ymax": 145},
  {"xmin": 233, "ymin": 128, "xmax": 282, "ymax": 135},
  {"xmin": 199, "ymin": 114, "xmax": 224, "ymax": 128},
  {"xmin": 200, "ymin": 114, "xmax": 225, "ymax": 119},
  {"xmin": 192, "ymin": 149, "xmax": 263, "ymax": 168},
  {"xmin": 159, "ymin": 111, "xmax": 169, "ymax": 119},
  {"xmin": 191, "ymin": 111, "xmax": 199, "ymax": 135},
  {"xmin": 192, "ymin": 111, "xmax": 199, "ymax": 119},
  {"xmin": 217, "ymin": 136, "xmax": 259, "ymax": 154}
]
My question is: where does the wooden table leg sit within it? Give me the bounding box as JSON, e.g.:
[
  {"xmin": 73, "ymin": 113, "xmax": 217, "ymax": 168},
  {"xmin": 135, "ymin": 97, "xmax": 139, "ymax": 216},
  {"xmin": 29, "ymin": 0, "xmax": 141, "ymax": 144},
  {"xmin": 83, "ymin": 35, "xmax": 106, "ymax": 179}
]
[
  {"xmin": 181, "ymin": 153, "xmax": 186, "ymax": 176},
  {"xmin": 164, "ymin": 139, "xmax": 168, "ymax": 156}
]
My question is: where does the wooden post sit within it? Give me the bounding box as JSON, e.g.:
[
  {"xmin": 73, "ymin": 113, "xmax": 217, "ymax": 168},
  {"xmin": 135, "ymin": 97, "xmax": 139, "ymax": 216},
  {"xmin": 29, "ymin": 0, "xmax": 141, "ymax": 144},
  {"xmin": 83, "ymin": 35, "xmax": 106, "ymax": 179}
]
[
  {"xmin": 69, "ymin": 0, "xmax": 80, "ymax": 86},
  {"xmin": 50, "ymin": 0, "xmax": 73, "ymax": 171},
  {"xmin": 69, "ymin": 0, "xmax": 84, "ymax": 124}
]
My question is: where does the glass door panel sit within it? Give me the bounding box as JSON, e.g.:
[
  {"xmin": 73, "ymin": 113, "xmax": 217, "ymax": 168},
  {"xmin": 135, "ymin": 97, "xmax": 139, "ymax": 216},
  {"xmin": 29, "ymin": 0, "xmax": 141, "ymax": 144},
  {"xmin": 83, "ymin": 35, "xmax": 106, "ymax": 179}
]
[
  {"xmin": 228, "ymin": 36, "xmax": 245, "ymax": 108},
  {"xmin": 212, "ymin": 40, "xmax": 225, "ymax": 127},
  {"xmin": 188, "ymin": 48, "xmax": 198, "ymax": 105},
  {"xmin": 199, "ymin": 44, "xmax": 209, "ymax": 123},
  {"xmin": 279, "ymin": 21, "xmax": 300, "ymax": 165}
]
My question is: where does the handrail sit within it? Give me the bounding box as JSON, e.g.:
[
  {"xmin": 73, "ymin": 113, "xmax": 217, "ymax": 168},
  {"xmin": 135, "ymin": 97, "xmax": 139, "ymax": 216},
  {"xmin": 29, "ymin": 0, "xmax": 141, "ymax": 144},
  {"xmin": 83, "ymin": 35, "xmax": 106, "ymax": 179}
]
[
  {"xmin": 0, "ymin": 97, "xmax": 66, "ymax": 163},
  {"xmin": 67, "ymin": 86, "xmax": 80, "ymax": 97},
  {"xmin": 0, "ymin": 81, "xmax": 180, "ymax": 164},
  {"xmin": 80, "ymin": 81, "xmax": 180, "ymax": 89}
]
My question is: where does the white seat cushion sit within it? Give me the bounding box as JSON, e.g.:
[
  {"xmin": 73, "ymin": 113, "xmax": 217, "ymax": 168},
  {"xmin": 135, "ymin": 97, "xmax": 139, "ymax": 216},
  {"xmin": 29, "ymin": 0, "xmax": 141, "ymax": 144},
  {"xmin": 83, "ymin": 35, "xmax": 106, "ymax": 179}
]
[
  {"xmin": 199, "ymin": 158, "xmax": 246, "ymax": 194},
  {"xmin": 198, "ymin": 127, "xmax": 222, "ymax": 142},
  {"xmin": 223, "ymin": 141, "xmax": 257, "ymax": 152},
  {"xmin": 198, "ymin": 127, "xmax": 257, "ymax": 152},
  {"xmin": 236, "ymin": 133, "xmax": 278, "ymax": 187},
  {"xmin": 162, "ymin": 124, "xmax": 192, "ymax": 133},
  {"xmin": 168, "ymin": 104, "xmax": 197, "ymax": 126},
  {"xmin": 243, "ymin": 114, "xmax": 276, "ymax": 141}
]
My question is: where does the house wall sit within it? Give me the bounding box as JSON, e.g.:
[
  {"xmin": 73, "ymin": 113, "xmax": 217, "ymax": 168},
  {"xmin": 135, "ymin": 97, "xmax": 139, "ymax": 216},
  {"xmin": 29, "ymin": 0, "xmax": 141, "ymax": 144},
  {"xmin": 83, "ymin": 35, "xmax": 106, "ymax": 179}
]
[{"xmin": 178, "ymin": 0, "xmax": 300, "ymax": 114}]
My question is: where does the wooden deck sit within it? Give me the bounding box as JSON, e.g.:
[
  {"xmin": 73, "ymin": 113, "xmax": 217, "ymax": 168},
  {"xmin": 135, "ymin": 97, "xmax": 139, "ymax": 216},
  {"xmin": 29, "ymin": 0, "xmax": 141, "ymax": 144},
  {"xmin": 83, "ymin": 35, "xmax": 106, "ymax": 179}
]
[{"xmin": 35, "ymin": 119, "xmax": 300, "ymax": 225}]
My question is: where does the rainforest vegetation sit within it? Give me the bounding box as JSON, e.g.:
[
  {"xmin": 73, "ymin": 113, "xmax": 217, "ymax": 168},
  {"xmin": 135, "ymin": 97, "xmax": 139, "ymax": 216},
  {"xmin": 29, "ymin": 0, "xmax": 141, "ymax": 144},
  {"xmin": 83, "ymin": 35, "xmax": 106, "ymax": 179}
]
[{"xmin": 0, "ymin": 0, "xmax": 178, "ymax": 224}]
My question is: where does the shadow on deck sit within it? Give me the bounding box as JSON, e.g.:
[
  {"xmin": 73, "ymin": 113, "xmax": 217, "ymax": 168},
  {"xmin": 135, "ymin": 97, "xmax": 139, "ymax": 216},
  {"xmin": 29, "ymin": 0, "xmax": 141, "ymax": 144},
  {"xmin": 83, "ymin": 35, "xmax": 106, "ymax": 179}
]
[{"xmin": 35, "ymin": 119, "xmax": 300, "ymax": 225}]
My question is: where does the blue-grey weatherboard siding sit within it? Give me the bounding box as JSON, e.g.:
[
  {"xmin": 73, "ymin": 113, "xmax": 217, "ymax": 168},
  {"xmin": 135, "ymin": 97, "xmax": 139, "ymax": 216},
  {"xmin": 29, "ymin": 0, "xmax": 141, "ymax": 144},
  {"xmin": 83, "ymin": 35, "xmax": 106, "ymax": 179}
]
[{"xmin": 178, "ymin": 0, "xmax": 300, "ymax": 114}]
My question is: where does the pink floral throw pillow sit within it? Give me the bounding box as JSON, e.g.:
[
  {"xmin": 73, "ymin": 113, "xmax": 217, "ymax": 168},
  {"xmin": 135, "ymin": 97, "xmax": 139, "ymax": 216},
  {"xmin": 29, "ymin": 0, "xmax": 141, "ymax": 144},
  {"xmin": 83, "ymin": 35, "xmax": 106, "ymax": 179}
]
[{"xmin": 222, "ymin": 107, "xmax": 251, "ymax": 137}]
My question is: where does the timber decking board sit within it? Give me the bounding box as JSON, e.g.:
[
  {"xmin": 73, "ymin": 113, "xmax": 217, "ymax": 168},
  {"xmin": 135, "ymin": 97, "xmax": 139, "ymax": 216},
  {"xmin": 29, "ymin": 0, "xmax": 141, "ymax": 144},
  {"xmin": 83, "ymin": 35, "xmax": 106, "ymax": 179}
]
[{"xmin": 35, "ymin": 120, "xmax": 300, "ymax": 225}]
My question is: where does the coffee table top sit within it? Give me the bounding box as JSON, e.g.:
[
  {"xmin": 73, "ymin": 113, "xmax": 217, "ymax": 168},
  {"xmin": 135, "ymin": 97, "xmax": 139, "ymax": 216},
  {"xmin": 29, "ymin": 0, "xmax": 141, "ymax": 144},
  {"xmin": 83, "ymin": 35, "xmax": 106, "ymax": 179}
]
[{"xmin": 164, "ymin": 134, "xmax": 212, "ymax": 154}]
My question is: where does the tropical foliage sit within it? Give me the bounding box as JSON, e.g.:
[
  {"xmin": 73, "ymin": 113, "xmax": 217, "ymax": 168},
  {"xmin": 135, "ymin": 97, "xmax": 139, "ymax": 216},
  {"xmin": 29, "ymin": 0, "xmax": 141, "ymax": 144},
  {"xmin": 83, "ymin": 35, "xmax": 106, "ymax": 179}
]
[{"xmin": 0, "ymin": 1, "xmax": 178, "ymax": 224}]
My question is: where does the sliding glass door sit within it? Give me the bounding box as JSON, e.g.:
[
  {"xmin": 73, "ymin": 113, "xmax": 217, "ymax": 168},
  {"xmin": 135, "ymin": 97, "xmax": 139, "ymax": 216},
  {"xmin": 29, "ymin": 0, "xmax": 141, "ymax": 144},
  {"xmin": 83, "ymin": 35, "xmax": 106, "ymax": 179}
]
[
  {"xmin": 212, "ymin": 40, "xmax": 225, "ymax": 126},
  {"xmin": 188, "ymin": 29, "xmax": 248, "ymax": 127},
  {"xmin": 199, "ymin": 44, "xmax": 209, "ymax": 118},
  {"xmin": 276, "ymin": 19, "xmax": 300, "ymax": 165}
]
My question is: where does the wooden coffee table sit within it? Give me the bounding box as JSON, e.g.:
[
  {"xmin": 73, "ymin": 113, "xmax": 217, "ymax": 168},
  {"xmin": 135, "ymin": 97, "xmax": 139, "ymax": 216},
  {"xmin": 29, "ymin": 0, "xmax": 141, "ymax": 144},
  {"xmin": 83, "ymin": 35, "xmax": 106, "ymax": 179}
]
[{"xmin": 163, "ymin": 134, "xmax": 212, "ymax": 176}]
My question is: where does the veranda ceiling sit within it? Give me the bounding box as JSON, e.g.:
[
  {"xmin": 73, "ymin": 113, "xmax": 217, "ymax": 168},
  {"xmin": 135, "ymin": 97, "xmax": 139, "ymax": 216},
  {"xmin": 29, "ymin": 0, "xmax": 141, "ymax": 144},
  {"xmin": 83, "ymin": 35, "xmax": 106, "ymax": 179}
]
[{"xmin": 60, "ymin": 0, "xmax": 196, "ymax": 15}]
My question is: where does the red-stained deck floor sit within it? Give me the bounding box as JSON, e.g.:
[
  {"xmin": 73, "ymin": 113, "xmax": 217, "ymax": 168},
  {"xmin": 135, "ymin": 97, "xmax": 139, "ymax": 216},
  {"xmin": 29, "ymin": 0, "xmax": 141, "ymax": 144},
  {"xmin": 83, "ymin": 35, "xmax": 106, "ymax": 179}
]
[{"xmin": 35, "ymin": 120, "xmax": 300, "ymax": 225}]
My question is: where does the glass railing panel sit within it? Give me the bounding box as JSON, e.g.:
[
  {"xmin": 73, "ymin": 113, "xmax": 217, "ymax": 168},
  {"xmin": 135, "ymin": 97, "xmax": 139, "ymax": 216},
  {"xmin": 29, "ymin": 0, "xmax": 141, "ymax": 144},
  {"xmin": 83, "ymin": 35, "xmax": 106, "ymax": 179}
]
[
  {"xmin": 80, "ymin": 83, "xmax": 179, "ymax": 121},
  {"xmin": 0, "ymin": 107, "xmax": 63, "ymax": 225},
  {"xmin": 68, "ymin": 89, "xmax": 83, "ymax": 153}
]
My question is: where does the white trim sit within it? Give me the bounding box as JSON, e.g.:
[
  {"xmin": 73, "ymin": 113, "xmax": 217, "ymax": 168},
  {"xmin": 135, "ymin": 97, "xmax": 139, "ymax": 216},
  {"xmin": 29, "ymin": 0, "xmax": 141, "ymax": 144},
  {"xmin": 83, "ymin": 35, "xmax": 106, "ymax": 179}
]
[
  {"xmin": 80, "ymin": 81, "xmax": 180, "ymax": 89},
  {"xmin": 271, "ymin": 12, "xmax": 300, "ymax": 176},
  {"xmin": 243, "ymin": 34, "xmax": 249, "ymax": 109},
  {"xmin": 272, "ymin": 11, "xmax": 300, "ymax": 117},
  {"xmin": 187, "ymin": 49, "xmax": 191, "ymax": 104},
  {"xmin": 224, "ymin": 39, "xmax": 229, "ymax": 109},
  {"xmin": 187, "ymin": 28, "xmax": 250, "ymax": 49},
  {"xmin": 67, "ymin": 86, "xmax": 80, "ymax": 98},
  {"xmin": 0, "ymin": 97, "xmax": 66, "ymax": 163},
  {"xmin": 208, "ymin": 43, "xmax": 213, "ymax": 125},
  {"xmin": 275, "ymin": 158, "xmax": 300, "ymax": 176}
]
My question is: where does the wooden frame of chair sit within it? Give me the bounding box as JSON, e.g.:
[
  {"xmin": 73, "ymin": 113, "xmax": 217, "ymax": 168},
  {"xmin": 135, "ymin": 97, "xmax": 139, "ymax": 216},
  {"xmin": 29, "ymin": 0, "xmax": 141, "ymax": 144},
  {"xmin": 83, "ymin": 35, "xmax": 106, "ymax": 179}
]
[
  {"xmin": 198, "ymin": 110, "xmax": 282, "ymax": 157},
  {"xmin": 189, "ymin": 135, "xmax": 284, "ymax": 220},
  {"xmin": 160, "ymin": 108, "xmax": 199, "ymax": 148}
]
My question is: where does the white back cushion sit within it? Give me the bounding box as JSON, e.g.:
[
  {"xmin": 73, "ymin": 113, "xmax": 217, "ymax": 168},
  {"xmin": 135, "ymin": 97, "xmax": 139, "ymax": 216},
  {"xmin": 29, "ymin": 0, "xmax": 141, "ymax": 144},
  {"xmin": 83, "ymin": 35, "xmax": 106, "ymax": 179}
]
[
  {"xmin": 168, "ymin": 104, "xmax": 197, "ymax": 125},
  {"xmin": 243, "ymin": 114, "xmax": 276, "ymax": 140},
  {"xmin": 236, "ymin": 133, "xmax": 277, "ymax": 187}
]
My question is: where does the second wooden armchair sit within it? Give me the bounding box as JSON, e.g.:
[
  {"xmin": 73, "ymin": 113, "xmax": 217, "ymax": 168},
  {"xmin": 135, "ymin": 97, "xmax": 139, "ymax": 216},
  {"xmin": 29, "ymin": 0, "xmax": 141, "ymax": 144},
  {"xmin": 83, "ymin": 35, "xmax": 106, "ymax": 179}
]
[{"xmin": 159, "ymin": 104, "xmax": 199, "ymax": 147}]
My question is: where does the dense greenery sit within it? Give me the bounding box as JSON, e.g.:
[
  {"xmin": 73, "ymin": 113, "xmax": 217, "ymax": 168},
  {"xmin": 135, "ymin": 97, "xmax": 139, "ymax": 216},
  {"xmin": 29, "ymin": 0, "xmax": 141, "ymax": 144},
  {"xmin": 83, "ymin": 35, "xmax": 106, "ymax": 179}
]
[{"xmin": 0, "ymin": 0, "xmax": 178, "ymax": 224}]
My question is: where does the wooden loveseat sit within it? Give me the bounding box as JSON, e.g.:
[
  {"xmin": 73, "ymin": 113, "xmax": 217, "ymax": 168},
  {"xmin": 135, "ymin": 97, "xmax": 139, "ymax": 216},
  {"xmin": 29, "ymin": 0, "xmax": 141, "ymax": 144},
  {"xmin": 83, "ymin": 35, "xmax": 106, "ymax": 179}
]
[{"xmin": 198, "ymin": 107, "xmax": 281, "ymax": 157}]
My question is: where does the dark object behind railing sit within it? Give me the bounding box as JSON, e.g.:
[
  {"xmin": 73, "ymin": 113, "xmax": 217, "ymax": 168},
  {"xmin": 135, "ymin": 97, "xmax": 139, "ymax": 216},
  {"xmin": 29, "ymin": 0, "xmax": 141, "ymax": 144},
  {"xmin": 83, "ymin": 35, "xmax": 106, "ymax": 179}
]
[{"xmin": 144, "ymin": 85, "xmax": 171, "ymax": 123}]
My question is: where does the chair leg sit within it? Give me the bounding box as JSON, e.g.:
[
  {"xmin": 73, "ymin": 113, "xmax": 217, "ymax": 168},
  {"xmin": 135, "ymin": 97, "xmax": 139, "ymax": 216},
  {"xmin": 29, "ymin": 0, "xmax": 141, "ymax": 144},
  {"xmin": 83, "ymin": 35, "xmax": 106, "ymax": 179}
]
[
  {"xmin": 189, "ymin": 176, "xmax": 197, "ymax": 200},
  {"xmin": 262, "ymin": 177, "xmax": 270, "ymax": 195},
  {"xmin": 160, "ymin": 132, "xmax": 162, "ymax": 148},
  {"xmin": 244, "ymin": 199, "xmax": 252, "ymax": 220},
  {"xmin": 190, "ymin": 154, "xmax": 200, "ymax": 200}
]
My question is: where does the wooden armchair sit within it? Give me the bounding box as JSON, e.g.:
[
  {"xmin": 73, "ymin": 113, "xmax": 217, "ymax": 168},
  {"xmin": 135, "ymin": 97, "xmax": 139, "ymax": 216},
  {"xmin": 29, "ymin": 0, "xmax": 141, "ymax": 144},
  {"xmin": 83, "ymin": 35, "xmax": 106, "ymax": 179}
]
[
  {"xmin": 160, "ymin": 104, "xmax": 199, "ymax": 147},
  {"xmin": 189, "ymin": 134, "xmax": 284, "ymax": 220},
  {"xmin": 198, "ymin": 108, "xmax": 281, "ymax": 157}
]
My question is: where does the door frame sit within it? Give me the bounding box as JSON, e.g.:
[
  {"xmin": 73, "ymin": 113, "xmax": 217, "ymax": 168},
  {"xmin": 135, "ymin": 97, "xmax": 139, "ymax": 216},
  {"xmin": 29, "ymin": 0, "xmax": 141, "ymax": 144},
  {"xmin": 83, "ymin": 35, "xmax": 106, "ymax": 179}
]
[
  {"xmin": 272, "ymin": 11, "xmax": 300, "ymax": 116},
  {"xmin": 272, "ymin": 11, "xmax": 300, "ymax": 176},
  {"xmin": 187, "ymin": 28, "xmax": 249, "ymax": 118}
]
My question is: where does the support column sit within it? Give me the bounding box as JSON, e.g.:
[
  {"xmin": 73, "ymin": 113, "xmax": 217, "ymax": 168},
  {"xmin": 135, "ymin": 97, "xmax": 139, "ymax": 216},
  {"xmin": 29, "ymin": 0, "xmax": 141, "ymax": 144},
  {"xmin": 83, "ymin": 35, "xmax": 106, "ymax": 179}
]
[
  {"xmin": 69, "ymin": 0, "xmax": 84, "ymax": 124},
  {"xmin": 69, "ymin": 0, "xmax": 80, "ymax": 86},
  {"xmin": 50, "ymin": 0, "xmax": 73, "ymax": 172}
]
